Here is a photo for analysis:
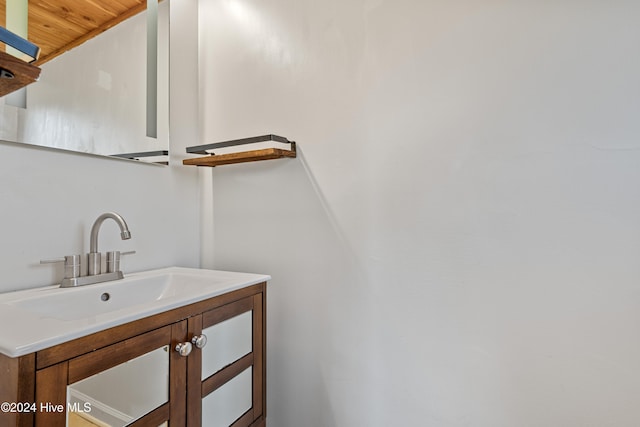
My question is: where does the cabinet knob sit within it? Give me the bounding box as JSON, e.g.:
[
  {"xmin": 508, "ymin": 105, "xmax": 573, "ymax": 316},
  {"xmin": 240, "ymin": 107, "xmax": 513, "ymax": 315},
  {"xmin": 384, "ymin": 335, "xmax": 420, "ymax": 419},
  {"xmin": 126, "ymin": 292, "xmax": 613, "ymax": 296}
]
[
  {"xmin": 175, "ymin": 342, "xmax": 193, "ymax": 357},
  {"xmin": 191, "ymin": 334, "xmax": 208, "ymax": 349}
]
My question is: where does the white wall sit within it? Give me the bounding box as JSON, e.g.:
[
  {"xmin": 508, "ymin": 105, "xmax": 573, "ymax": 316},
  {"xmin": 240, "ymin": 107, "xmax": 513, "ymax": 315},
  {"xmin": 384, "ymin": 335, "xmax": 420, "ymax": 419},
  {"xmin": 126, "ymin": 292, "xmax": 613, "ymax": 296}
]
[
  {"xmin": 199, "ymin": 0, "xmax": 640, "ymax": 426},
  {"xmin": 0, "ymin": 0, "xmax": 200, "ymax": 293}
]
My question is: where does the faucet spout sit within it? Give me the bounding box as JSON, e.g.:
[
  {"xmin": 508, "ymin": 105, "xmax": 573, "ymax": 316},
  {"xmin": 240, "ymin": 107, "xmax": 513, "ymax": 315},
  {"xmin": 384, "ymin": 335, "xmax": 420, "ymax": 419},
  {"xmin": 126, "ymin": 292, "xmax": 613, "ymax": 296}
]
[{"xmin": 89, "ymin": 212, "xmax": 131, "ymax": 254}]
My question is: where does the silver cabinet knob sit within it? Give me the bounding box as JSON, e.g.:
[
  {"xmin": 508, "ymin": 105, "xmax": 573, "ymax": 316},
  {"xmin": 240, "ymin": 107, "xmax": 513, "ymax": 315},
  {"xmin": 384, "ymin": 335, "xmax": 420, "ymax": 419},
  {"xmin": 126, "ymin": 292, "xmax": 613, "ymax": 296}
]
[
  {"xmin": 175, "ymin": 342, "xmax": 193, "ymax": 357},
  {"xmin": 191, "ymin": 334, "xmax": 208, "ymax": 349}
]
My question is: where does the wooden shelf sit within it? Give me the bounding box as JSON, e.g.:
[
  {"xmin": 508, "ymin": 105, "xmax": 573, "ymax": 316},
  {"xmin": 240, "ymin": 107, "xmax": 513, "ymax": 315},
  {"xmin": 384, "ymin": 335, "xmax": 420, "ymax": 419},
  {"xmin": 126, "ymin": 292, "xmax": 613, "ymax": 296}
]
[
  {"xmin": 0, "ymin": 51, "xmax": 41, "ymax": 97},
  {"xmin": 183, "ymin": 146, "xmax": 296, "ymax": 167},
  {"xmin": 183, "ymin": 134, "xmax": 297, "ymax": 167}
]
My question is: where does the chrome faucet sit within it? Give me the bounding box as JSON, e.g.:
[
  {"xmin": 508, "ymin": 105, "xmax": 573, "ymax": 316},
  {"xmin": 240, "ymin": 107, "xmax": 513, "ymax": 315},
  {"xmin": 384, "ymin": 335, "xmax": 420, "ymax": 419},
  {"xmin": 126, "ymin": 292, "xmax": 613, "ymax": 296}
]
[
  {"xmin": 90, "ymin": 212, "xmax": 131, "ymax": 253},
  {"xmin": 88, "ymin": 212, "xmax": 132, "ymax": 275},
  {"xmin": 41, "ymin": 212, "xmax": 134, "ymax": 287}
]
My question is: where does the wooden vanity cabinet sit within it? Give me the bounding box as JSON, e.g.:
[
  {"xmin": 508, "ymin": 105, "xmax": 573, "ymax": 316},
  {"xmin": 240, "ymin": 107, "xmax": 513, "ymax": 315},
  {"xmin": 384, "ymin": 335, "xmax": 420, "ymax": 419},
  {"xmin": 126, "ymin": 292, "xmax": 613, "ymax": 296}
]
[{"xmin": 0, "ymin": 282, "xmax": 266, "ymax": 427}]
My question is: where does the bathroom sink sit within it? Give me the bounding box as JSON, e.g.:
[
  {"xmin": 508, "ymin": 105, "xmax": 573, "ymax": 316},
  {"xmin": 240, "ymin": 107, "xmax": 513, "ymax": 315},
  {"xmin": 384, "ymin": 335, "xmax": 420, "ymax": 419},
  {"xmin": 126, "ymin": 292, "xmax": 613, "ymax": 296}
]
[
  {"xmin": 0, "ymin": 267, "xmax": 270, "ymax": 357},
  {"xmin": 8, "ymin": 270, "xmax": 229, "ymax": 321}
]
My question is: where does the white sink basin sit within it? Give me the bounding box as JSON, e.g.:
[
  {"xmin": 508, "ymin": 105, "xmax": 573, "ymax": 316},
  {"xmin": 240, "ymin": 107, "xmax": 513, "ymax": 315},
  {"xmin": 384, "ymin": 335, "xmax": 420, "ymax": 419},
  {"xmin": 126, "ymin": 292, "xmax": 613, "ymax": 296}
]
[
  {"xmin": 9, "ymin": 271, "xmax": 229, "ymax": 321},
  {"xmin": 0, "ymin": 267, "xmax": 270, "ymax": 357}
]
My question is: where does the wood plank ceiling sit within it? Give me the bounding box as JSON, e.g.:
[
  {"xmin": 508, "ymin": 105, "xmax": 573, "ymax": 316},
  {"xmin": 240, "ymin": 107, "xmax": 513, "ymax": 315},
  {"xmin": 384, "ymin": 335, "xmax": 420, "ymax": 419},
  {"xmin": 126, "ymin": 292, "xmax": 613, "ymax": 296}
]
[{"xmin": 0, "ymin": 0, "xmax": 147, "ymax": 66}]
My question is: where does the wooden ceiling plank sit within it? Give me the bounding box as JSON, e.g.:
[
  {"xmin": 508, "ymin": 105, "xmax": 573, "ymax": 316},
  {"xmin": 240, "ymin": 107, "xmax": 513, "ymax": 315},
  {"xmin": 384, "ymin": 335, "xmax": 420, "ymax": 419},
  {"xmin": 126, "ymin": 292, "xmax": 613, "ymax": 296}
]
[
  {"xmin": 83, "ymin": 0, "xmax": 129, "ymax": 17},
  {"xmin": 29, "ymin": 4, "xmax": 89, "ymax": 36},
  {"xmin": 35, "ymin": 1, "xmax": 147, "ymax": 65},
  {"xmin": 30, "ymin": 1, "xmax": 107, "ymax": 33}
]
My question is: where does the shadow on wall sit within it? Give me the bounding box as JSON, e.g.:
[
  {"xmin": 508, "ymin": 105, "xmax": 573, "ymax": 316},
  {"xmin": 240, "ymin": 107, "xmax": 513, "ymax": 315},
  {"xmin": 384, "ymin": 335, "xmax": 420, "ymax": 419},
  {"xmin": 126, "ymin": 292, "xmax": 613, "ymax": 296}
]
[{"xmin": 209, "ymin": 147, "xmax": 380, "ymax": 426}]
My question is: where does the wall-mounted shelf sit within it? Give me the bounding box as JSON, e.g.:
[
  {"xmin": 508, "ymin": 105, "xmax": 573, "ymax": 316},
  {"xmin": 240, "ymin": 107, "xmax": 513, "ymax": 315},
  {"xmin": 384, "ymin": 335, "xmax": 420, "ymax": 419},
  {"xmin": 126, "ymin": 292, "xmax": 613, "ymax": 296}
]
[
  {"xmin": 183, "ymin": 134, "xmax": 296, "ymax": 167},
  {"xmin": 0, "ymin": 27, "xmax": 41, "ymax": 97},
  {"xmin": 0, "ymin": 51, "xmax": 41, "ymax": 97},
  {"xmin": 111, "ymin": 150, "xmax": 169, "ymax": 165}
]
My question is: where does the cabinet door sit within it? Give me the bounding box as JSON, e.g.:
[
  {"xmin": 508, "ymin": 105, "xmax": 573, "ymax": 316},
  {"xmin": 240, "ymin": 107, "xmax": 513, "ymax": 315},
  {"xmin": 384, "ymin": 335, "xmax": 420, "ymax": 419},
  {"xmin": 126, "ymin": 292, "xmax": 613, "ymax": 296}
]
[
  {"xmin": 187, "ymin": 293, "xmax": 265, "ymax": 427},
  {"xmin": 35, "ymin": 321, "xmax": 188, "ymax": 427}
]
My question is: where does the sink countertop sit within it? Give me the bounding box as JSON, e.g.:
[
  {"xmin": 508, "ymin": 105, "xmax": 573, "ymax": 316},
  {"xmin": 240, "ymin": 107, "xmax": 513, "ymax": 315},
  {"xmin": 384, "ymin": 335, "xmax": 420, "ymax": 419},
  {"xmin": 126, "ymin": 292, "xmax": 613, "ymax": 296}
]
[{"xmin": 0, "ymin": 267, "xmax": 270, "ymax": 357}]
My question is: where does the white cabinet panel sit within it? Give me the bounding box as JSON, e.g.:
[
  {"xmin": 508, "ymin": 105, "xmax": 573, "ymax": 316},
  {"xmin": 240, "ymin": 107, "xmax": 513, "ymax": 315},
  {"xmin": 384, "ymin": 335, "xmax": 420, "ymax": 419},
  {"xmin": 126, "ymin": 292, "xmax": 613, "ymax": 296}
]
[
  {"xmin": 202, "ymin": 367, "xmax": 253, "ymax": 427},
  {"xmin": 201, "ymin": 311, "xmax": 252, "ymax": 380}
]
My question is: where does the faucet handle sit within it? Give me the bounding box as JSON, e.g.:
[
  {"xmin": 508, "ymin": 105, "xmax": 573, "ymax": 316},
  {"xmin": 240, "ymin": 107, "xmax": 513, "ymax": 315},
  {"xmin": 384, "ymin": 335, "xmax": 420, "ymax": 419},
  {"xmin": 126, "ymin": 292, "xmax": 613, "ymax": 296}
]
[
  {"xmin": 40, "ymin": 257, "xmax": 66, "ymax": 264},
  {"xmin": 105, "ymin": 251, "xmax": 136, "ymax": 273},
  {"xmin": 40, "ymin": 255, "xmax": 82, "ymax": 279},
  {"xmin": 106, "ymin": 251, "xmax": 120, "ymax": 273}
]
